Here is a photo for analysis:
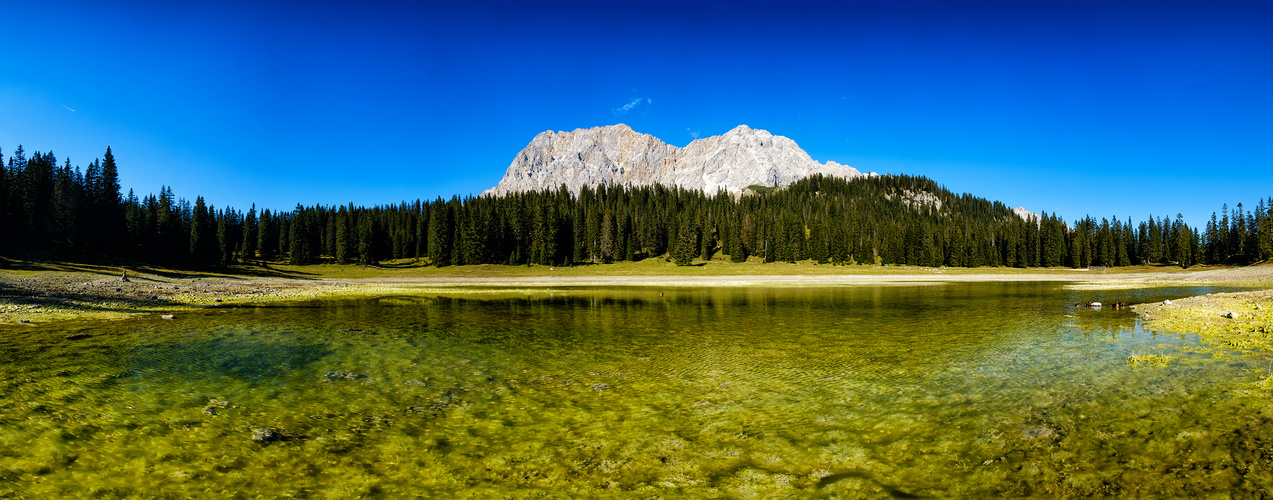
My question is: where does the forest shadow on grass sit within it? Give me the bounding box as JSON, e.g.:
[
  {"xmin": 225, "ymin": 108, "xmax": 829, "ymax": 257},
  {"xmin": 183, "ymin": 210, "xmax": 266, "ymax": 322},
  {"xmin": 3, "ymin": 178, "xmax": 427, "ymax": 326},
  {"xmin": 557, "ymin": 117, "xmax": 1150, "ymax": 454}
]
[{"xmin": 0, "ymin": 255, "xmax": 319, "ymax": 281}]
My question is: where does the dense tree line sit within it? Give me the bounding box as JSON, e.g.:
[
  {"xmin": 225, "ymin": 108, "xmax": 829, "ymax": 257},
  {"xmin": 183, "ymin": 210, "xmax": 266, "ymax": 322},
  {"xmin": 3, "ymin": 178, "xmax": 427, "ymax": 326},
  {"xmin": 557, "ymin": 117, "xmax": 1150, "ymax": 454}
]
[{"xmin": 3, "ymin": 145, "xmax": 1272, "ymax": 269}]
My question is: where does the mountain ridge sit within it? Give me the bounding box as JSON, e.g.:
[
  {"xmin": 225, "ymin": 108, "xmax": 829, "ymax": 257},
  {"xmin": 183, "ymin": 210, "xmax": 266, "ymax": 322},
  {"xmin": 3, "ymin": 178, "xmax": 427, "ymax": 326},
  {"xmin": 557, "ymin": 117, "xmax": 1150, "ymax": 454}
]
[{"xmin": 484, "ymin": 124, "xmax": 871, "ymax": 196}]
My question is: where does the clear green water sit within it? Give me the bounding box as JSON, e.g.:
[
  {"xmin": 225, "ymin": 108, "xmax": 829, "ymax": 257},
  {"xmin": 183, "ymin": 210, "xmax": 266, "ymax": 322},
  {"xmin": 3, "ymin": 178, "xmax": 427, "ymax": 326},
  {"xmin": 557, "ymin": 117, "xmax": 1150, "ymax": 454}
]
[{"xmin": 3, "ymin": 283, "xmax": 1272, "ymax": 498}]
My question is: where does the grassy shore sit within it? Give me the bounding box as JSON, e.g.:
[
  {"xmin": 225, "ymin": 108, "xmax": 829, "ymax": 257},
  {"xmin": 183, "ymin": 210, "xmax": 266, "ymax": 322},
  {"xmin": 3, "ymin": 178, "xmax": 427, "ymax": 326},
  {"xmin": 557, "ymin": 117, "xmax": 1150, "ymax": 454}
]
[{"xmin": 1, "ymin": 256, "xmax": 1271, "ymax": 331}]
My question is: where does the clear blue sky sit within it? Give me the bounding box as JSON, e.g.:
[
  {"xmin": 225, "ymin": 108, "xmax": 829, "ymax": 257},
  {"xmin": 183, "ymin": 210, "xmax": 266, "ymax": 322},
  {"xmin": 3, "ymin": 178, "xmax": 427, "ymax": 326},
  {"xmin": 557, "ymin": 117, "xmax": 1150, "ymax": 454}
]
[{"xmin": 2, "ymin": 0, "xmax": 1269, "ymax": 227}]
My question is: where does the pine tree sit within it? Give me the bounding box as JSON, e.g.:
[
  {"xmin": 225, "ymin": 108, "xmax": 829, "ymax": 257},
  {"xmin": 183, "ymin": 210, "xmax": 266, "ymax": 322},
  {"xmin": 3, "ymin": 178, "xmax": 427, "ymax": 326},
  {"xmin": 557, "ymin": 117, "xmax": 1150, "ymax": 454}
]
[
  {"xmin": 93, "ymin": 146, "xmax": 124, "ymax": 253},
  {"xmin": 1258, "ymin": 198, "xmax": 1273, "ymax": 262},
  {"xmin": 357, "ymin": 212, "xmax": 378, "ymax": 265},
  {"xmin": 189, "ymin": 196, "xmax": 214, "ymax": 264},
  {"xmin": 0, "ymin": 147, "xmax": 6, "ymax": 249},
  {"xmin": 728, "ymin": 210, "xmax": 747, "ymax": 262},
  {"xmin": 599, "ymin": 208, "xmax": 615, "ymax": 263},
  {"xmin": 257, "ymin": 209, "xmax": 277, "ymax": 260},
  {"xmin": 335, "ymin": 206, "xmax": 352, "ymax": 264},
  {"xmin": 672, "ymin": 216, "xmax": 698, "ymax": 266},
  {"xmin": 289, "ymin": 204, "xmax": 312, "ymax": 264},
  {"xmin": 428, "ymin": 199, "xmax": 452, "ymax": 266},
  {"xmin": 236, "ymin": 205, "xmax": 255, "ymax": 262},
  {"xmin": 216, "ymin": 209, "xmax": 233, "ymax": 265}
]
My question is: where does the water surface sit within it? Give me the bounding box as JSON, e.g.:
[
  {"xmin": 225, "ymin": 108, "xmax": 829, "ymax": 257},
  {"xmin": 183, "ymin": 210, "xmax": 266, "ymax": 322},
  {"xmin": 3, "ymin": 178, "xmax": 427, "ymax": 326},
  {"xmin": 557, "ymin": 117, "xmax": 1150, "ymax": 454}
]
[{"xmin": 2, "ymin": 283, "xmax": 1270, "ymax": 497}]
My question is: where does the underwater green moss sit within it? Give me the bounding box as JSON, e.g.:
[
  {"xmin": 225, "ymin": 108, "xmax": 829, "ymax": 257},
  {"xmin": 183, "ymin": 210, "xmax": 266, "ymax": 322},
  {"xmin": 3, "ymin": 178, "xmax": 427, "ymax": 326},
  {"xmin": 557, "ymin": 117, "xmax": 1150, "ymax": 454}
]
[{"xmin": 1, "ymin": 283, "xmax": 1269, "ymax": 497}]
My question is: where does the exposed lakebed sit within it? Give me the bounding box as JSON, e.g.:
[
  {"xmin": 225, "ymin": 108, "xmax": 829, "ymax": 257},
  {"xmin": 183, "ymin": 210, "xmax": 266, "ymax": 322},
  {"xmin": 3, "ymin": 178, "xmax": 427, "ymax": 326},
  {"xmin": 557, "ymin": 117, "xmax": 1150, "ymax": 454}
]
[{"xmin": 2, "ymin": 283, "xmax": 1270, "ymax": 497}]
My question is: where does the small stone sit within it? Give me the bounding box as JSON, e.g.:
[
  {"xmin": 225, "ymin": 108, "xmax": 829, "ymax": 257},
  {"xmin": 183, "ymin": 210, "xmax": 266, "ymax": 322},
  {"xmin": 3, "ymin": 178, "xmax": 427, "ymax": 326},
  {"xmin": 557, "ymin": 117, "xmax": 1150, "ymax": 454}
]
[
  {"xmin": 202, "ymin": 406, "xmax": 218, "ymax": 416},
  {"xmin": 207, "ymin": 398, "xmax": 234, "ymax": 408},
  {"xmin": 1162, "ymin": 300, "xmax": 1173, "ymax": 305},
  {"xmin": 1022, "ymin": 426, "xmax": 1055, "ymax": 439},
  {"xmin": 1223, "ymin": 311, "xmax": 1237, "ymax": 319},
  {"xmin": 324, "ymin": 370, "xmax": 366, "ymax": 381},
  {"xmin": 590, "ymin": 383, "xmax": 611, "ymax": 392},
  {"xmin": 161, "ymin": 314, "xmax": 175, "ymax": 320},
  {"xmin": 213, "ymin": 298, "xmax": 222, "ymax": 302},
  {"xmin": 251, "ymin": 428, "xmax": 284, "ymax": 443},
  {"xmin": 147, "ymin": 295, "xmax": 159, "ymax": 300},
  {"xmin": 115, "ymin": 288, "xmax": 123, "ymax": 292},
  {"xmin": 18, "ymin": 319, "xmax": 32, "ymax": 324}
]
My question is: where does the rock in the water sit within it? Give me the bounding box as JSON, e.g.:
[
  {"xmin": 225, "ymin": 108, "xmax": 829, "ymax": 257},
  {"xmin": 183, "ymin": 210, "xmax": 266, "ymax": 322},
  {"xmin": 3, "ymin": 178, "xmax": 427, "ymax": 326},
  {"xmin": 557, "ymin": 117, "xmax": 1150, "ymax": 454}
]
[
  {"xmin": 590, "ymin": 383, "xmax": 611, "ymax": 392},
  {"xmin": 203, "ymin": 398, "xmax": 236, "ymax": 415},
  {"xmin": 251, "ymin": 428, "xmax": 284, "ymax": 443},
  {"xmin": 1223, "ymin": 311, "xmax": 1237, "ymax": 319},
  {"xmin": 1022, "ymin": 426, "xmax": 1055, "ymax": 439},
  {"xmin": 324, "ymin": 370, "xmax": 366, "ymax": 381},
  {"xmin": 161, "ymin": 314, "xmax": 175, "ymax": 320},
  {"xmin": 64, "ymin": 334, "xmax": 92, "ymax": 340},
  {"xmin": 213, "ymin": 298, "xmax": 223, "ymax": 303},
  {"xmin": 1162, "ymin": 300, "xmax": 1173, "ymax": 305},
  {"xmin": 484, "ymin": 124, "xmax": 871, "ymax": 197}
]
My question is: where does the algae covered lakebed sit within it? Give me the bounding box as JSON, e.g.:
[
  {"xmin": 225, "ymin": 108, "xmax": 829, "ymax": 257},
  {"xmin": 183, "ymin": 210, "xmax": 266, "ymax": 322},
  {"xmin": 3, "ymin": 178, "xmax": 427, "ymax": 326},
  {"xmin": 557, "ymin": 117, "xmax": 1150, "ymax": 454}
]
[{"xmin": 2, "ymin": 282, "xmax": 1271, "ymax": 497}]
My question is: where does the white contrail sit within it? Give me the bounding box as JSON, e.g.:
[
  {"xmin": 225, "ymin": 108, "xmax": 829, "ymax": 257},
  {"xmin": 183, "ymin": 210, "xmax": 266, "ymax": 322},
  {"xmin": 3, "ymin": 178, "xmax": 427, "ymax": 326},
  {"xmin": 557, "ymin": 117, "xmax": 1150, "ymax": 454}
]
[{"xmin": 61, "ymin": 105, "xmax": 76, "ymax": 112}]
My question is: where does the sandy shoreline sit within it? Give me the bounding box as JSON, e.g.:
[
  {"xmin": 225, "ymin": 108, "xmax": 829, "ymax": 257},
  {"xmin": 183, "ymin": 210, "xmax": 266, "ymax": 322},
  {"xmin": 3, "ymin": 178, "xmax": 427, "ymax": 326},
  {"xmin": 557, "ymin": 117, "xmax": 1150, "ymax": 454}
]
[{"xmin": 2, "ymin": 264, "xmax": 1271, "ymax": 326}]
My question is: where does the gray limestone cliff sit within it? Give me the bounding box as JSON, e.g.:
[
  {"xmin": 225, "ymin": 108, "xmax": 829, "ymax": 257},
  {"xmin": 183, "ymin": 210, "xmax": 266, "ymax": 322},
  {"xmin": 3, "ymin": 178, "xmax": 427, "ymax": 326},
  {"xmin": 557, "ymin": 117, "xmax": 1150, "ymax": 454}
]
[{"xmin": 484, "ymin": 124, "xmax": 867, "ymax": 196}]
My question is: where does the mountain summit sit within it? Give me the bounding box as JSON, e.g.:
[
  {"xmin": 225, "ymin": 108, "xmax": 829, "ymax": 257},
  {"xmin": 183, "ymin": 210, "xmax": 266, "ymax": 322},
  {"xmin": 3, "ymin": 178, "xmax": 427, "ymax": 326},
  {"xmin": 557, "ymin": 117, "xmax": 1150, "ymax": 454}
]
[{"xmin": 484, "ymin": 124, "xmax": 867, "ymax": 196}]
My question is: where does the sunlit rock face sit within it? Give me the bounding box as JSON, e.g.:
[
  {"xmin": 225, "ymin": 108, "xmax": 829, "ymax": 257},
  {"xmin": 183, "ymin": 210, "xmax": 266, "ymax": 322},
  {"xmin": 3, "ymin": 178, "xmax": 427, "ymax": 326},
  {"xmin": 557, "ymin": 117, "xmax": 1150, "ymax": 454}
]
[{"xmin": 484, "ymin": 124, "xmax": 866, "ymax": 196}]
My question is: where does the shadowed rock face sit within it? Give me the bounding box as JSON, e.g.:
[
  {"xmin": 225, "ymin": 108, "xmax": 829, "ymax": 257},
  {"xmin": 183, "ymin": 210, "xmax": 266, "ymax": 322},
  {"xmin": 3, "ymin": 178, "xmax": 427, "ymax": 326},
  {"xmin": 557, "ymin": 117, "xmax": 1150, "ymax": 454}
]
[{"xmin": 484, "ymin": 124, "xmax": 866, "ymax": 196}]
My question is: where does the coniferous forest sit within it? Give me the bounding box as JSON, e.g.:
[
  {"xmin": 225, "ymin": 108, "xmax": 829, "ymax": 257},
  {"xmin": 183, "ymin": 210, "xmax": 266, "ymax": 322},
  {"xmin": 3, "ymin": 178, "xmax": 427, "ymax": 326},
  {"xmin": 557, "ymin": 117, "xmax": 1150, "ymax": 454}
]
[{"xmin": 2, "ymin": 145, "xmax": 1272, "ymax": 270}]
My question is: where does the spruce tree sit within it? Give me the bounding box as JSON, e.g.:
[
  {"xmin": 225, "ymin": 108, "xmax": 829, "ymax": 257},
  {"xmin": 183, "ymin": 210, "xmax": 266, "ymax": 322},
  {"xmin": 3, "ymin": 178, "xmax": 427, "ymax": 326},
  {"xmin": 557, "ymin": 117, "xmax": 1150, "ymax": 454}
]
[
  {"xmin": 428, "ymin": 199, "xmax": 452, "ymax": 266},
  {"xmin": 335, "ymin": 206, "xmax": 352, "ymax": 264},
  {"xmin": 239, "ymin": 205, "xmax": 258, "ymax": 262},
  {"xmin": 289, "ymin": 205, "xmax": 312, "ymax": 264},
  {"xmin": 257, "ymin": 209, "xmax": 277, "ymax": 260},
  {"xmin": 599, "ymin": 208, "xmax": 615, "ymax": 263},
  {"xmin": 1258, "ymin": 198, "xmax": 1273, "ymax": 262},
  {"xmin": 357, "ymin": 213, "xmax": 378, "ymax": 265},
  {"xmin": 217, "ymin": 209, "xmax": 232, "ymax": 265},
  {"xmin": 672, "ymin": 216, "xmax": 698, "ymax": 266},
  {"xmin": 189, "ymin": 196, "xmax": 213, "ymax": 264}
]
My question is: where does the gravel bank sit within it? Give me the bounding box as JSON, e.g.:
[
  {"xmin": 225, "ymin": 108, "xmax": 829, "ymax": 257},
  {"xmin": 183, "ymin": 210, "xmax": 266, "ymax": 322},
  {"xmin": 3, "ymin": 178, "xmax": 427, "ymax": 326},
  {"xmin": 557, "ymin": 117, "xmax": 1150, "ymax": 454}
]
[{"xmin": 2, "ymin": 263, "xmax": 1271, "ymax": 324}]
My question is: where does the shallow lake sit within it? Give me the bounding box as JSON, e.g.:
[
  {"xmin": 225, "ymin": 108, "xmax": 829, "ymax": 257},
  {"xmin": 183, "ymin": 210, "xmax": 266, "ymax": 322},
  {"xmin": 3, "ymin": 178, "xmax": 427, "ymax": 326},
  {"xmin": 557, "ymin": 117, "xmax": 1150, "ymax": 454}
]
[{"xmin": 2, "ymin": 282, "xmax": 1271, "ymax": 497}]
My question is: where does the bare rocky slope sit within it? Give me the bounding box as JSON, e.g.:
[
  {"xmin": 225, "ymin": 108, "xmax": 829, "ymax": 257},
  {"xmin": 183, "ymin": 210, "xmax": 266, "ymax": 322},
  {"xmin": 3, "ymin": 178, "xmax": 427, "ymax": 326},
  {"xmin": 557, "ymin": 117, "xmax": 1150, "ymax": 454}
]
[{"xmin": 484, "ymin": 124, "xmax": 868, "ymax": 196}]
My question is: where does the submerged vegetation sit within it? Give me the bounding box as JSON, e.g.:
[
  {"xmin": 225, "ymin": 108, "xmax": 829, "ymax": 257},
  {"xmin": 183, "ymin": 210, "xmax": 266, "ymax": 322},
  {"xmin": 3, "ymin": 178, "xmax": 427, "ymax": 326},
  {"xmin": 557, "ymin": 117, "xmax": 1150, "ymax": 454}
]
[
  {"xmin": 3, "ymin": 284, "xmax": 1272, "ymax": 497},
  {"xmin": 2, "ymin": 145, "xmax": 1272, "ymax": 271},
  {"xmin": 1125, "ymin": 351, "xmax": 1177, "ymax": 368}
]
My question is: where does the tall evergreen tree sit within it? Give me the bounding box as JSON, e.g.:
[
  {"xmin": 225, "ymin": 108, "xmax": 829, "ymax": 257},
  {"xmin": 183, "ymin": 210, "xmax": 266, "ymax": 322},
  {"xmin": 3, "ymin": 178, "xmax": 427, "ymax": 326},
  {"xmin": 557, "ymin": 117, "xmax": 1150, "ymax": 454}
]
[
  {"xmin": 335, "ymin": 205, "xmax": 353, "ymax": 264},
  {"xmin": 288, "ymin": 204, "xmax": 313, "ymax": 264},
  {"xmin": 239, "ymin": 205, "xmax": 257, "ymax": 262},
  {"xmin": 427, "ymin": 199, "xmax": 452, "ymax": 266},
  {"xmin": 672, "ymin": 212, "xmax": 699, "ymax": 266},
  {"xmin": 599, "ymin": 208, "xmax": 615, "ymax": 264},
  {"xmin": 257, "ymin": 209, "xmax": 275, "ymax": 261},
  {"xmin": 357, "ymin": 212, "xmax": 378, "ymax": 265},
  {"xmin": 189, "ymin": 196, "xmax": 215, "ymax": 264}
]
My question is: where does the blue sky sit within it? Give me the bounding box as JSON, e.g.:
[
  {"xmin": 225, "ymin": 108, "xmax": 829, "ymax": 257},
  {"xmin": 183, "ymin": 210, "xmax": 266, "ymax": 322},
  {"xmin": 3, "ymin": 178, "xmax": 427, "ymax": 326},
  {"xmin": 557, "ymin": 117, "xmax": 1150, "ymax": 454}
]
[{"xmin": 1, "ymin": 0, "xmax": 1270, "ymax": 227}]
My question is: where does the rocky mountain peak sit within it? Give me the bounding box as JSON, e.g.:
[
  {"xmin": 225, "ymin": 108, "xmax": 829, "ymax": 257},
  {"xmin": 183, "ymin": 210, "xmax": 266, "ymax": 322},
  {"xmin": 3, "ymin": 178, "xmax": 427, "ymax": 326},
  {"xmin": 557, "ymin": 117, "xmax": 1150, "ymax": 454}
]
[{"xmin": 484, "ymin": 124, "xmax": 869, "ymax": 196}]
